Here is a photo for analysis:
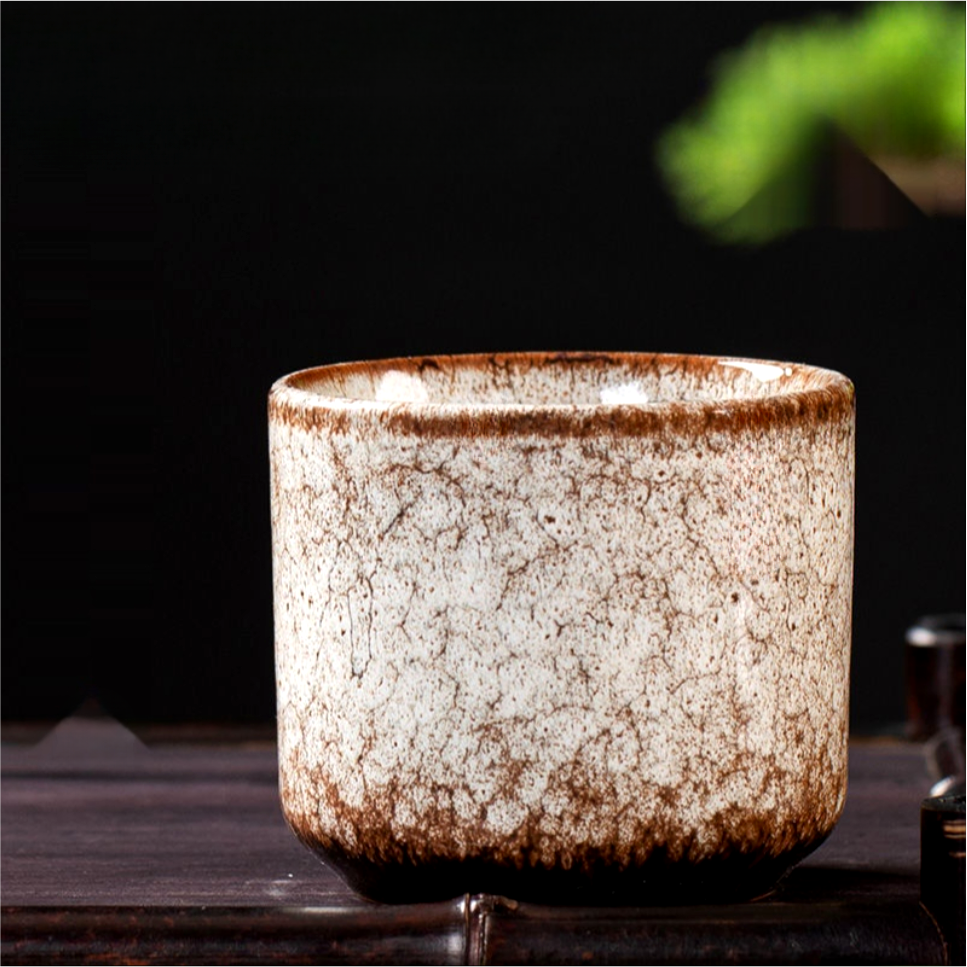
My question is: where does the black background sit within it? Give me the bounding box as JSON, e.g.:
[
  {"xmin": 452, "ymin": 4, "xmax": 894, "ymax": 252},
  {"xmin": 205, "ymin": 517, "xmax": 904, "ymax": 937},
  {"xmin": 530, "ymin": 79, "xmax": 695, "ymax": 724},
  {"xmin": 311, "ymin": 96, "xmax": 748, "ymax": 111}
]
[{"xmin": 3, "ymin": 4, "xmax": 963, "ymax": 731}]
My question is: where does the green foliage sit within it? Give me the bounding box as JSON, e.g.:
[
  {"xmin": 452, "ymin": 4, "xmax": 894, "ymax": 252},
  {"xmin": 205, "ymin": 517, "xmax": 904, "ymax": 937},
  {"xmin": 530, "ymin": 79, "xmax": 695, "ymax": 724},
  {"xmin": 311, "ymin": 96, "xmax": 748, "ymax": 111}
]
[{"xmin": 657, "ymin": 2, "xmax": 966, "ymax": 243}]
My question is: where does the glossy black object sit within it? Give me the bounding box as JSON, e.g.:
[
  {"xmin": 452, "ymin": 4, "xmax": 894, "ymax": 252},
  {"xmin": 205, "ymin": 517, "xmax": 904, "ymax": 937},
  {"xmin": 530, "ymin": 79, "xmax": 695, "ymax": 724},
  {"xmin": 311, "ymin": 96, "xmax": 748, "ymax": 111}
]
[
  {"xmin": 920, "ymin": 793, "xmax": 966, "ymax": 965},
  {"xmin": 905, "ymin": 613, "xmax": 965, "ymax": 743}
]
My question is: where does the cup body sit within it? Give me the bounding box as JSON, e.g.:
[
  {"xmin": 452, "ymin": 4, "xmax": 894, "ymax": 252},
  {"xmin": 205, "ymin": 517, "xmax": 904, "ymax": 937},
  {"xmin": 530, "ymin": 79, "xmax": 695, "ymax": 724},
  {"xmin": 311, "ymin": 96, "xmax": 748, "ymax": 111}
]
[{"xmin": 269, "ymin": 352, "xmax": 855, "ymax": 902}]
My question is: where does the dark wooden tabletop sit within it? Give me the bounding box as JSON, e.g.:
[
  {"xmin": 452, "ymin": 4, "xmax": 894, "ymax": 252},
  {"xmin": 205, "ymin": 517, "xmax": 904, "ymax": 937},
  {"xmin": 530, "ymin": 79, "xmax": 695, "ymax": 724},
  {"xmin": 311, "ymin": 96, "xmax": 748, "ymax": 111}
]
[{"xmin": 0, "ymin": 713, "xmax": 951, "ymax": 965}]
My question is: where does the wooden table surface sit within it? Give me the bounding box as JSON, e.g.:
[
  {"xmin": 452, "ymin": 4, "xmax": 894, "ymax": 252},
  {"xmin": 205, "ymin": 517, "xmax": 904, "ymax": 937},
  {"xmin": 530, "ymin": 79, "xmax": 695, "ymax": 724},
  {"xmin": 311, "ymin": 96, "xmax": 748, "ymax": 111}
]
[{"xmin": 0, "ymin": 714, "xmax": 950, "ymax": 965}]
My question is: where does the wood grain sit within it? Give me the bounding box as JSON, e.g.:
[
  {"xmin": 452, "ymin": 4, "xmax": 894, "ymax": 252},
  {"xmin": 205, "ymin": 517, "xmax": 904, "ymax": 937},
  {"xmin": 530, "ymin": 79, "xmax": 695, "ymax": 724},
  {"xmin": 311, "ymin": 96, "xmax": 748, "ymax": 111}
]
[{"xmin": 0, "ymin": 715, "xmax": 947, "ymax": 964}]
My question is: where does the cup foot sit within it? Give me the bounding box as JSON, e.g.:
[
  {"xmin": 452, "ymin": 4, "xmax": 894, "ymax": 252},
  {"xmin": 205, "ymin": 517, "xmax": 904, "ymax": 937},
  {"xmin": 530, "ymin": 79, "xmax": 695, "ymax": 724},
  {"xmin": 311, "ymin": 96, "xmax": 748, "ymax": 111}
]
[{"xmin": 315, "ymin": 839, "xmax": 826, "ymax": 906}]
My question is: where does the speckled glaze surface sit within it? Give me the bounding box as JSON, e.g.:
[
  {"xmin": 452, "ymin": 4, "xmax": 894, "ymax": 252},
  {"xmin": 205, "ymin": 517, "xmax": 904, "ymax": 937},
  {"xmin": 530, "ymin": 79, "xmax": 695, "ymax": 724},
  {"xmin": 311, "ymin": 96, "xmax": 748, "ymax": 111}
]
[{"xmin": 269, "ymin": 352, "xmax": 855, "ymax": 903}]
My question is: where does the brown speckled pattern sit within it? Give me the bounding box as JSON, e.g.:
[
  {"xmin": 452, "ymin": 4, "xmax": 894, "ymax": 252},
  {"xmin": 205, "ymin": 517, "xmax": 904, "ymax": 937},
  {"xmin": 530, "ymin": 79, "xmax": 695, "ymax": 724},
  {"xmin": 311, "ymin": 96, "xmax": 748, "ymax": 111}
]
[{"xmin": 269, "ymin": 352, "xmax": 855, "ymax": 893}]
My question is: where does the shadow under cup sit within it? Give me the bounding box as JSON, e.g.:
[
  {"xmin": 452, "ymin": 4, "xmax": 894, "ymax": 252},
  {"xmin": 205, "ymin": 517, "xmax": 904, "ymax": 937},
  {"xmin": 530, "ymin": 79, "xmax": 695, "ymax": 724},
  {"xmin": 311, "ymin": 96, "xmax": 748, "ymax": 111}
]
[{"xmin": 269, "ymin": 352, "xmax": 856, "ymax": 904}]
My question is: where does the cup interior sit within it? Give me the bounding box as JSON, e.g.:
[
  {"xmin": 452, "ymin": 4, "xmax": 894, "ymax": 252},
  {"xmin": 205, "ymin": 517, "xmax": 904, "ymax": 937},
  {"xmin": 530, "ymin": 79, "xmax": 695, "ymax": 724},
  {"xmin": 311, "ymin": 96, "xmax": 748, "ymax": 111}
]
[{"xmin": 283, "ymin": 352, "xmax": 843, "ymax": 408}]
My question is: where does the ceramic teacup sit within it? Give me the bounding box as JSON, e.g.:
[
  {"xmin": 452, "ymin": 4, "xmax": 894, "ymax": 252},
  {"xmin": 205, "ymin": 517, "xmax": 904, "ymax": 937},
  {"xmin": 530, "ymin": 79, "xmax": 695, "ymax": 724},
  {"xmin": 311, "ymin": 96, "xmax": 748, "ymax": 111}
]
[{"xmin": 269, "ymin": 352, "xmax": 855, "ymax": 903}]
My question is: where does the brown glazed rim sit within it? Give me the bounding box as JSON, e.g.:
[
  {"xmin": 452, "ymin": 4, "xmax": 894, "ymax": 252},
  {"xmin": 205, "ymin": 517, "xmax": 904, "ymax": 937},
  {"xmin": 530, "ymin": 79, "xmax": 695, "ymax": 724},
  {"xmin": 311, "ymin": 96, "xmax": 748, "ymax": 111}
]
[{"xmin": 268, "ymin": 351, "xmax": 855, "ymax": 438}]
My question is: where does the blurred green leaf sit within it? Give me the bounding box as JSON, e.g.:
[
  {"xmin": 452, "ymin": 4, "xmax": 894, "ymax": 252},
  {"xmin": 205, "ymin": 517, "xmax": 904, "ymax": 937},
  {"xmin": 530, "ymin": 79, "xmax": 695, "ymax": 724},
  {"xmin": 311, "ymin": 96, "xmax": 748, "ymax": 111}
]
[{"xmin": 658, "ymin": 2, "xmax": 965, "ymax": 243}]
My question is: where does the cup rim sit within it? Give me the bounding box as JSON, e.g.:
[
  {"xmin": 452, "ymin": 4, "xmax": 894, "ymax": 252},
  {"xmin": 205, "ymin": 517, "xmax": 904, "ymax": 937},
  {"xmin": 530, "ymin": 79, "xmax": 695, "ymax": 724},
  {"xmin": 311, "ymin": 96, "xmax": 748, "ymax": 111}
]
[{"xmin": 268, "ymin": 351, "xmax": 854, "ymax": 438}]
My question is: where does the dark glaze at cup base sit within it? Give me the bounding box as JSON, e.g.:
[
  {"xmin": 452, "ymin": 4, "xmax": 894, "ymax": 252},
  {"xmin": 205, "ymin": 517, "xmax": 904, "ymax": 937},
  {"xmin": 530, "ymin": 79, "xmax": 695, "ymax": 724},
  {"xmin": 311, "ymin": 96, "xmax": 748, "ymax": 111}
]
[{"xmin": 314, "ymin": 837, "xmax": 829, "ymax": 906}]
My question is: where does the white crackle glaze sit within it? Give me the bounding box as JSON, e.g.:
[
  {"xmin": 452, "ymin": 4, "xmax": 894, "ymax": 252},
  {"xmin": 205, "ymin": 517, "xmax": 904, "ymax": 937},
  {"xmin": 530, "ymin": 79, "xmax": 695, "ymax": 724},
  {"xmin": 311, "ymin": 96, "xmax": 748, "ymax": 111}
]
[{"xmin": 269, "ymin": 352, "xmax": 855, "ymax": 899}]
